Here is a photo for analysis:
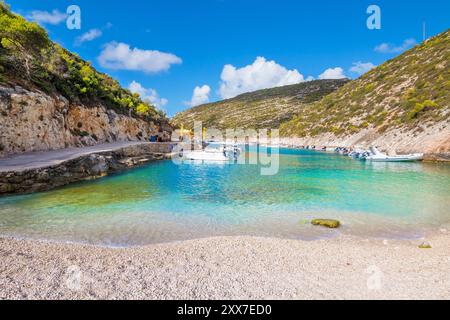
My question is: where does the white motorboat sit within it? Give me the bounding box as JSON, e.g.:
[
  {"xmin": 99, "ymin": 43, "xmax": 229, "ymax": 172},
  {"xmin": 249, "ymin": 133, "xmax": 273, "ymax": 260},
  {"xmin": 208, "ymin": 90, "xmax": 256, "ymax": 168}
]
[
  {"xmin": 364, "ymin": 147, "xmax": 423, "ymax": 162},
  {"xmin": 183, "ymin": 143, "xmax": 241, "ymax": 162},
  {"xmin": 183, "ymin": 149, "xmax": 229, "ymax": 161}
]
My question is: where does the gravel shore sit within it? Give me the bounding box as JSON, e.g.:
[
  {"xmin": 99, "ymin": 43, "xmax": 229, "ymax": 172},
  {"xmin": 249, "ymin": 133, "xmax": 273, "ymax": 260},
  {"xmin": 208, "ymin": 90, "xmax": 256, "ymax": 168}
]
[{"xmin": 1, "ymin": 233, "xmax": 449, "ymax": 300}]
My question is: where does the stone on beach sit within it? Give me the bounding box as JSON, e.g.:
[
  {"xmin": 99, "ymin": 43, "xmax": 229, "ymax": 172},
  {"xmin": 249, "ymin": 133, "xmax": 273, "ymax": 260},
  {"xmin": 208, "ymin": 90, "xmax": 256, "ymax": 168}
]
[{"xmin": 418, "ymin": 242, "xmax": 432, "ymax": 249}]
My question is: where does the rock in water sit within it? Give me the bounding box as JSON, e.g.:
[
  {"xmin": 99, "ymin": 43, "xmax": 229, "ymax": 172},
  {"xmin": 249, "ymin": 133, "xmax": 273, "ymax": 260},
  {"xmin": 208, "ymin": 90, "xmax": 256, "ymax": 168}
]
[{"xmin": 311, "ymin": 219, "xmax": 341, "ymax": 228}]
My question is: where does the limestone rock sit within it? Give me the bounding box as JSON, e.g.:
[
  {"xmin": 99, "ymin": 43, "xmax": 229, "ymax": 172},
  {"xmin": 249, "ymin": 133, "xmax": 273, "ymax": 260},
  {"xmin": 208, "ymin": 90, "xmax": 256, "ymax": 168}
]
[
  {"xmin": 0, "ymin": 85, "xmax": 160, "ymax": 157},
  {"xmin": 311, "ymin": 219, "xmax": 341, "ymax": 228}
]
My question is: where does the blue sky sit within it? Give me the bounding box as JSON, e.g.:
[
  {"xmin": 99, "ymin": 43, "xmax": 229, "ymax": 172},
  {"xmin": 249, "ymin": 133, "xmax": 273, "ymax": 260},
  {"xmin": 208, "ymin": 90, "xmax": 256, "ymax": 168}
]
[{"xmin": 8, "ymin": 0, "xmax": 450, "ymax": 116}]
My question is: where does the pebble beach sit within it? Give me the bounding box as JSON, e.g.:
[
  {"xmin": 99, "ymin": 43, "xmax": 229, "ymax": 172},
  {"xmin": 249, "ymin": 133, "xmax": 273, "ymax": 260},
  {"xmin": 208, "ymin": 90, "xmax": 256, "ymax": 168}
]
[{"xmin": 1, "ymin": 232, "xmax": 449, "ymax": 300}]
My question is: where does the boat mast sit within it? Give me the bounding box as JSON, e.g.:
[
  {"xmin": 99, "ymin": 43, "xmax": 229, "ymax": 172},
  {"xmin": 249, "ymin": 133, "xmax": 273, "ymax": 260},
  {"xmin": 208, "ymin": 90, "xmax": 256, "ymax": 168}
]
[{"xmin": 423, "ymin": 21, "xmax": 426, "ymax": 42}]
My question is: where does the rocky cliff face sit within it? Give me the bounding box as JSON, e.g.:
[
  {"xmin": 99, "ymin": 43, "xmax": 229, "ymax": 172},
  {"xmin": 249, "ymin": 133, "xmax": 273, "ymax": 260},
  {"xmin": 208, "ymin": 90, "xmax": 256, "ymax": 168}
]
[{"xmin": 0, "ymin": 85, "xmax": 162, "ymax": 157}]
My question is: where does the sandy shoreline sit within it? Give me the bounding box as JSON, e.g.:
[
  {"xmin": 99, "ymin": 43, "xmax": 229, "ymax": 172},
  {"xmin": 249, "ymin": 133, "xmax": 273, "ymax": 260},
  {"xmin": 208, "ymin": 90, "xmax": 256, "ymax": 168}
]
[{"xmin": 1, "ymin": 233, "xmax": 449, "ymax": 300}]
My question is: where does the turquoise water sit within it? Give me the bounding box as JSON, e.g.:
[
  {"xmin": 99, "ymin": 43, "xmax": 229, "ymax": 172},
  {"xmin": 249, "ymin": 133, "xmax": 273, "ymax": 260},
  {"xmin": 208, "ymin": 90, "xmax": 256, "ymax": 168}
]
[{"xmin": 0, "ymin": 148, "xmax": 449, "ymax": 246}]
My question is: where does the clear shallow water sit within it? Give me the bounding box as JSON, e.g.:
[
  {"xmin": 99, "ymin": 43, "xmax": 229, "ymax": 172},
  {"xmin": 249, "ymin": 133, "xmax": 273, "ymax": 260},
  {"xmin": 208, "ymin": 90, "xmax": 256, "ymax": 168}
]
[{"xmin": 0, "ymin": 148, "xmax": 449, "ymax": 246}]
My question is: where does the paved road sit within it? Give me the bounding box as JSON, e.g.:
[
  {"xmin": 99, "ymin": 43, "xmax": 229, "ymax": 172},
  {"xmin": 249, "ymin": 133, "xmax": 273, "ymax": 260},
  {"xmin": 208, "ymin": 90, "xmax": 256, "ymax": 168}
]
[{"xmin": 0, "ymin": 141, "xmax": 150, "ymax": 173}]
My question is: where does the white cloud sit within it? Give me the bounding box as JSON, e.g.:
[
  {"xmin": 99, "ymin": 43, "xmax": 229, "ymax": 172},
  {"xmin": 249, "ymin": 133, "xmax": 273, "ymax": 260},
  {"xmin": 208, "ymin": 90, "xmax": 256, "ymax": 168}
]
[
  {"xmin": 349, "ymin": 61, "xmax": 376, "ymax": 75},
  {"xmin": 219, "ymin": 56, "xmax": 305, "ymax": 99},
  {"xmin": 26, "ymin": 9, "xmax": 67, "ymax": 25},
  {"xmin": 128, "ymin": 81, "xmax": 168, "ymax": 108},
  {"xmin": 75, "ymin": 29, "xmax": 102, "ymax": 46},
  {"xmin": 185, "ymin": 85, "xmax": 211, "ymax": 107},
  {"xmin": 374, "ymin": 38, "xmax": 416, "ymax": 54},
  {"xmin": 98, "ymin": 42, "xmax": 182, "ymax": 74},
  {"xmin": 318, "ymin": 67, "xmax": 347, "ymax": 80}
]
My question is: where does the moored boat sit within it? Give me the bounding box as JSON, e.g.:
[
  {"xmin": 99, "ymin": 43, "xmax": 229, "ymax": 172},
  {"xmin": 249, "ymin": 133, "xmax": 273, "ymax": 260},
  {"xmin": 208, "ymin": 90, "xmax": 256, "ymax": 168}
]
[
  {"xmin": 183, "ymin": 149, "xmax": 229, "ymax": 161},
  {"xmin": 364, "ymin": 147, "xmax": 423, "ymax": 162},
  {"xmin": 183, "ymin": 143, "xmax": 241, "ymax": 162}
]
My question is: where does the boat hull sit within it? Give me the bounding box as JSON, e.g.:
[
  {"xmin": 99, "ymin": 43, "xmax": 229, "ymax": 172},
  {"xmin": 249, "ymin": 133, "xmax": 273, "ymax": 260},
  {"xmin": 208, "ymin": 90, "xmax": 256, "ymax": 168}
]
[
  {"xmin": 365, "ymin": 154, "xmax": 424, "ymax": 162},
  {"xmin": 183, "ymin": 151, "xmax": 230, "ymax": 162}
]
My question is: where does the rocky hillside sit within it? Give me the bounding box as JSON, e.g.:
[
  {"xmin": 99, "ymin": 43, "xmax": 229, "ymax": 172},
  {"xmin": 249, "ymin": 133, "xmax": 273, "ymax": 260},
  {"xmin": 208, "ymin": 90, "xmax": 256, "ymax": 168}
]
[
  {"xmin": 172, "ymin": 79, "xmax": 348, "ymax": 130},
  {"xmin": 0, "ymin": 3, "xmax": 170, "ymax": 156},
  {"xmin": 280, "ymin": 29, "xmax": 450, "ymax": 158}
]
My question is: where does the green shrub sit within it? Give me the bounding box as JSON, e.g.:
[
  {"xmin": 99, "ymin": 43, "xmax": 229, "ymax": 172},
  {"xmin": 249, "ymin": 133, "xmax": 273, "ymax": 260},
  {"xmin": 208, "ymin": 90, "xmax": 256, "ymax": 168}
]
[
  {"xmin": 364, "ymin": 83, "xmax": 375, "ymax": 92},
  {"xmin": 360, "ymin": 121, "xmax": 369, "ymax": 128},
  {"xmin": 406, "ymin": 100, "xmax": 438, "ymax": 121}
]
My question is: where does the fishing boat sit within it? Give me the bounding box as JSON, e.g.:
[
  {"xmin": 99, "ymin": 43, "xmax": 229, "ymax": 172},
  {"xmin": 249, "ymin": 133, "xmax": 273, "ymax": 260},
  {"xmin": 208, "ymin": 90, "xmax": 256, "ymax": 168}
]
[{"xmin": 364, "ymin": 147, "xmax": 423, "ymax": 162}]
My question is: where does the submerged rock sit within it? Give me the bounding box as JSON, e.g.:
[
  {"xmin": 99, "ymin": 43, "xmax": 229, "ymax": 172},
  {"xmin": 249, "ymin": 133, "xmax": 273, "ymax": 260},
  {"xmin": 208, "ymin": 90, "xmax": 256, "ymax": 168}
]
[{"xmin": 311, "ymin": 219, "xmax": 341, "ymax": 228}]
